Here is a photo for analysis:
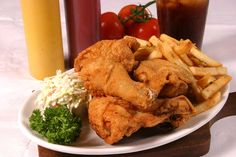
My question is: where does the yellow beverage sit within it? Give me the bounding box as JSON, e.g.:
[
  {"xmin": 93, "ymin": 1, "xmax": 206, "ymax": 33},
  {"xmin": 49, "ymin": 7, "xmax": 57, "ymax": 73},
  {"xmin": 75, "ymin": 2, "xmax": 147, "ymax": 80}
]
[{"xmin": 21, "ymin": 0, "xmax": 65, "ymax": 80}]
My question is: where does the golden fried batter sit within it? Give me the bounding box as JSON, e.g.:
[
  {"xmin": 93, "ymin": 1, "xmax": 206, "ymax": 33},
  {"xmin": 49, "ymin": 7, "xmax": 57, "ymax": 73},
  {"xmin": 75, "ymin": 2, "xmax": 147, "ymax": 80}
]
[
  {"xmin": 89, "ymin": 96, "xmax": 194, "ymax": 144},
  {"xmin": 134, "ymin": 59, "xmax": 196, "ymax": 97},
  {"xmin": 74, "ymin": 38, "xmax": 139, "ymax": 73}
]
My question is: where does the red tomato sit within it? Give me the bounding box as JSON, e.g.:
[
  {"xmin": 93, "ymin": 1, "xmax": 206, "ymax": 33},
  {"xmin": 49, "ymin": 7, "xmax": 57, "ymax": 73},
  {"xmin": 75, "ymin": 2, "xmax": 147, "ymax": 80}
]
[
  {"xmin": 101, "ymin": 12, "xmax": 124, "ymax": 40},
  {"xmin": 118, "ymin": 4, "xmax": 148, "ymax": 33},
  {"xmin": 128, "ymin": 18, "xmax": 160, "ymax": 40},
  {"xmin": 118, "ymin": 5, "xmax": 137, "ymax": 29}
]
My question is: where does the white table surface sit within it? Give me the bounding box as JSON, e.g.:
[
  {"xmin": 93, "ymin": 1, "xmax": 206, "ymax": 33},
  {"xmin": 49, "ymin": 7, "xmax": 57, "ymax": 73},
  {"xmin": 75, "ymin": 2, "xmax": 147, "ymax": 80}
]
[{"xmin": 0, "ymin": 0, "xmax": 236, "ymax": 157}]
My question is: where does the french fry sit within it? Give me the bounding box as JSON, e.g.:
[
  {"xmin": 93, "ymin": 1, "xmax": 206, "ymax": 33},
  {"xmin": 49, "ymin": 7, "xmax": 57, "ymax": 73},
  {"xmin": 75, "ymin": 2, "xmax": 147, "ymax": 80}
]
[
  {"xmin": 160, "ymin": 34, "xmax": 179, "ymax": 47},
  {"xmin": 197, "ymin": 74, "xmax": 216, "ymax": 89},
  {"xmin": 124, "ymin": 35, "xmax": 151, "ymax": 47},
  {"xmin": 179, "ymin": 54, "xmax": 194, "ymax": 66},
  {"xmin": 148, "ymin": 47, "xmax": 163, "ymax": 59},
  {"xmin": 134, "ymin": 46, "xmax": 163, "ymax": 61},
  {"xmin": 173, "ymin": 39, "xmax": 193, "ymax": 55},
  {"xmin": 189, "ymin": 56, "xmax": 208, "ymax": 67},
  {"xmin": 191, "ymin": 82, "xmax": 204, "ymax": 102},
  {"xmin": 189, "ymin": 66, "xmax": 228, "ymax": 76},
  {"xmin": 134, "ymin": 47, "xmax": 153, "ymax": 61},
  {"xmin": 201, "ymin": 75, "xmax": 232, "ymax": 100},
  {"xmin": 149, "ymin": 35, "xmax": 162, "ymax": 47},
  {"xmin": 194, "ymin": 91, "xmax": 221, "ymax": 115},
  {"xmin": 189, "ymin": 47, "xmax": 222, "ymax": 67},
  {"xmin": 160, "ymin": 42, "xmax": 190, "ymax": 70},
  {"xmin": 172, "ymin": 39, "xmax": 194, "ymax": 66}
]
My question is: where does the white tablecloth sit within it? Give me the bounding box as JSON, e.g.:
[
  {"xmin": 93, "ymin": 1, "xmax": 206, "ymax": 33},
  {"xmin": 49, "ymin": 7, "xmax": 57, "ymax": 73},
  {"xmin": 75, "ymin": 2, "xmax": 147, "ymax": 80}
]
[{"xmin": 0, "ymin": 0, "xmax": 236, "ymax": 157}]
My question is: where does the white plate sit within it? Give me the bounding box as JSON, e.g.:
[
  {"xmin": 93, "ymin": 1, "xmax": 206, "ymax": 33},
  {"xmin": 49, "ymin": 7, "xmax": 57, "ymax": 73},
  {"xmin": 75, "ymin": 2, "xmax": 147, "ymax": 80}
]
[{"xmin": 18, "ymin": 86, "xmax": 229, "ymax": 155}]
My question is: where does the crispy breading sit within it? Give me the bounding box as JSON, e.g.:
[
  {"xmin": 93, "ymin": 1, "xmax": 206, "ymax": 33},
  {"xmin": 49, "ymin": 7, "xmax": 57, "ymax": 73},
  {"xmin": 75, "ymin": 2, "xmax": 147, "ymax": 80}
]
[
  {"xmin": 74, "ymin": 38, "xmax": 139, "ymax": 73},
  {"xmin": 89, "ymin": 96, "xmax": 194, "ymax": 144},
  {"xmin": 134, "ymin": 59, "xmax": 196, "ymax": 97}
]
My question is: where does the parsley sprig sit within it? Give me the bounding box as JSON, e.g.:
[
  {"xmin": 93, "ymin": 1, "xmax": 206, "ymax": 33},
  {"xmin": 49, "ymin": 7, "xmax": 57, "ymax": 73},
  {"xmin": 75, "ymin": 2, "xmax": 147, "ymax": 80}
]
[{"xmin": 29, "ymin": 105, "xmax": 81, "ymax": 145}]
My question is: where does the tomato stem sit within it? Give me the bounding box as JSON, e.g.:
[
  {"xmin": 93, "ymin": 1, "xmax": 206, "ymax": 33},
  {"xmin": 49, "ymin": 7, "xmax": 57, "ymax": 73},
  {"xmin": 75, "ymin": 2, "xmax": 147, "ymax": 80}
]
[
  {"xmin": 143, "ymin": 0, "xmax": 157, "ymax": 9},
  {"xmin": 121, "ymin": 0, "xmax": 156, "ymax": 24}
]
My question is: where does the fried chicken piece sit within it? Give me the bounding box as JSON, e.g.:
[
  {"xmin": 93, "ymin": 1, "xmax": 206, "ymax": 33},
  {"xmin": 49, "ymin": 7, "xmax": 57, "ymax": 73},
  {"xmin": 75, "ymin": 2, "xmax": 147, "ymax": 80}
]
[
  {"xmin": 89, "ymin": 96, "xmax": 195, "ymax": 144},
  {"xmin": 74, "ymin": 38, "xmax": 139, "ymax": 73},
  {"xmin": 134, "ymin": 59, "xmax": 197, "ymax": 98},
  {"xmin": 88, "ymin": 96, "xmax": 167, "ymax": 144},
  {"xmin": 156, "ymin": 96, "xmax": 196, "ymax": 127},
  {"xmin": 78, "ymin": 57, "xmax": 159, "ymax": 111}
]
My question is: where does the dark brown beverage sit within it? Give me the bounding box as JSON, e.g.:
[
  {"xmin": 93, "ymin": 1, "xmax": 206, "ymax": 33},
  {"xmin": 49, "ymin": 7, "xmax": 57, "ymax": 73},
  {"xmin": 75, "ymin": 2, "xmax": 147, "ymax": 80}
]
[
  {"xmin": 64, "ymin": 0, "xmax": 101, "ymax": 68},
  {"xmin": 157, "ymin": 0, "xmax": 209, "ymax": 48}
]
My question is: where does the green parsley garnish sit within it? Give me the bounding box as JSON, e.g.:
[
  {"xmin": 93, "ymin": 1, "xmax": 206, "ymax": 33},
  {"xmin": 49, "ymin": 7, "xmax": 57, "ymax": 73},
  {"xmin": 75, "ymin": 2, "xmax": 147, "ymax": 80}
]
[{"xmin": 29, "ymin": 105, "xmax": 81, "ymax": 145}]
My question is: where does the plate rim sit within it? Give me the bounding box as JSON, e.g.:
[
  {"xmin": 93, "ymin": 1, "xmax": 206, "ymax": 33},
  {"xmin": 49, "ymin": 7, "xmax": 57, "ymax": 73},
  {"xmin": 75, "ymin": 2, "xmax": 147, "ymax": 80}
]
[{"xmin": 18, "ymin": 85, "xmax": 230, "ymax": 155}]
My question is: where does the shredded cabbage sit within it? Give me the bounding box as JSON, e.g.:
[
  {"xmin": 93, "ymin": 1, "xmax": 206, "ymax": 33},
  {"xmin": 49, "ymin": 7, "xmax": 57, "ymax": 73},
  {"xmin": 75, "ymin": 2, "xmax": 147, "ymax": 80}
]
[{"xmin": 35, "ymin": 70, "xmax": 91, "ymax": 111}]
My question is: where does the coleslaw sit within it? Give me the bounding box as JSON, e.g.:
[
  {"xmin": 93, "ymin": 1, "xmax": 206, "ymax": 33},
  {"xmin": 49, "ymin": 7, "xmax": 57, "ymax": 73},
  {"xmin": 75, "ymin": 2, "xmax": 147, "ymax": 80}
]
[{"xmin": 35, "ymin": 70, "xmax": 91, "ymax": 111}]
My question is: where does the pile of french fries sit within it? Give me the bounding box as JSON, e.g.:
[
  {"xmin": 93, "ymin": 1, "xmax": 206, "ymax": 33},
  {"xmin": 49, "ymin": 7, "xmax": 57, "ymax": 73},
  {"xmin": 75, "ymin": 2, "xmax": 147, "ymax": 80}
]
[{"xmin": 124, "ymin": 34, "xmax": 232, "ymax": 115}]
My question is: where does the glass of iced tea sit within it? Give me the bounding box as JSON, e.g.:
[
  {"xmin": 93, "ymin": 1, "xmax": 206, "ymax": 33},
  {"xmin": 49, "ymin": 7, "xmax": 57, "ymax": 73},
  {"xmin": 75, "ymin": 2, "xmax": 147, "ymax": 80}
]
[{"xmin": 156, "ymin": 0, "xmax": 209, "ymax": 48}]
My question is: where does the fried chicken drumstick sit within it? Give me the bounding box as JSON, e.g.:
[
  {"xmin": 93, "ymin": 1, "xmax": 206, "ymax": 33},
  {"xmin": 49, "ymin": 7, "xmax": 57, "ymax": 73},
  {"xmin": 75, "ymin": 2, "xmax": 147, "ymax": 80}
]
[{"xmin": 75, "ymin": 39, "xmax": 162, "ymax": 111}]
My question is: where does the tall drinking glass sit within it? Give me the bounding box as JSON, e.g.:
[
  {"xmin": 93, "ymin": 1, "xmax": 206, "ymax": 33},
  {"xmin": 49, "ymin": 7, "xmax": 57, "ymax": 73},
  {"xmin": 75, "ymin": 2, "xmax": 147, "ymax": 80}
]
[
  {"xmin": 64, "ymin": 0, "xmax": 101, "ymax": 68},
  {"xmin": 156, "ymin": 0, "xmax": 209, "ymax": 48}
]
